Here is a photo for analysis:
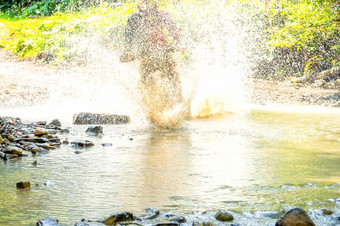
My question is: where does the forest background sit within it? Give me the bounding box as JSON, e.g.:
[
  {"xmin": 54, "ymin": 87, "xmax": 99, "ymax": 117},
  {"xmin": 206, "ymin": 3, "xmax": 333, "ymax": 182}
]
[{"xmin": 0, "ymin": 0, "xmax": 339, "ymax": 80}]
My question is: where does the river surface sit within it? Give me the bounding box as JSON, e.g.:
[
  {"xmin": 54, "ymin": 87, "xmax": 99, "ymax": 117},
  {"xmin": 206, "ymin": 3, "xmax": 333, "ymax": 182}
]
[{"xmin": 0, "ymin": 106, "xmax": 339, "ymax": 225}]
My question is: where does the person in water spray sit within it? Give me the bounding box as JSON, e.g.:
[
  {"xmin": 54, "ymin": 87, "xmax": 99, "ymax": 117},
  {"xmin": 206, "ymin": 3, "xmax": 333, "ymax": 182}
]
[{"xmin": 120, "ymin": 0, "xmax": 183, "ymax": 103}]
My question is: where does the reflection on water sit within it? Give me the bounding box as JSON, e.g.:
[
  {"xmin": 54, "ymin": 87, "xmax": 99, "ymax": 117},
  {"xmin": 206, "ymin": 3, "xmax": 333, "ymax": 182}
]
[{"xmin": 0, "ymin": 109, "xmax": 340, "ymax": 225}]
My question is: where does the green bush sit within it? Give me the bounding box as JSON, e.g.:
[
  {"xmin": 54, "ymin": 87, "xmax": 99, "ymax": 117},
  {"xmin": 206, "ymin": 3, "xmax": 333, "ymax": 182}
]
[{"xmin": 265, "ymin": 0, "xmax": 339, "ymax": 78}]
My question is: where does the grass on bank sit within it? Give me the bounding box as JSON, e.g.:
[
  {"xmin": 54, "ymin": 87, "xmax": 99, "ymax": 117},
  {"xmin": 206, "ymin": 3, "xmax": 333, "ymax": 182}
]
[{"xmin": 0, "ymin": 3, "xmax": 134, "ymax": 64}]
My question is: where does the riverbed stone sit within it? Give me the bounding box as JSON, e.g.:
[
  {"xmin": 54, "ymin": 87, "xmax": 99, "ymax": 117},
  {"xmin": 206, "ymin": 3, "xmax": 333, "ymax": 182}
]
[
  {"xmin": 101, "ymin": 211, "xmax": 134, "ymax": 225},
  {"xmin": 48, "ymin": 119, "xmax": 62, "ymax": 128},
  {"xmin": 141, "ymin": 208, "xmax": 160, "ymax": 220},
  {"xmin": 86, "ymin": 126, "xmax": 103, "ymax": 135},
  {"xmin": 214, "ymin": 210, "xmax": 234, "ymax": 222},
  {"xmin": 169, "ymin": 216, "xmax": 186, "ymax": 223},
  {"xmin": 0, "ymin": 135, "xmax": 3, "ymax": 144},
  {"xmin": 101, "ymin": 143, "xmax": 112, "ymax": 147},
  {"xmin": 275, "ymin": 207, "xmax": 315, "ymax": 226},
  {"xmin": 34, "ymin": 128, "xmax": 49, "ymax": 136},
  {"xmin": 321, "ymin": 209, "xmax": 333, "ymax": 215},
  {"xmin": 73, "ymin": 112, "xmax": 130, "ymax": 125},
  {"xmin": 16, "ymin": 181, "xmax": 30, "ymax": 189},
  {"xmin": 71, "ymin": 140, "xmax": 94, "ymax": 148},
  {"xmin": 4, "ymin": 146, "xmax": 23, "ymax": 156},
  {"xmin": 37, "ymin": 217, "xmax": 60, "ymax": 226}
]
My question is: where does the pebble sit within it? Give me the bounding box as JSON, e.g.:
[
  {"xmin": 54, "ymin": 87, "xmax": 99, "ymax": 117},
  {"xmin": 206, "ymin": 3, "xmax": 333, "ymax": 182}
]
[{"xmin": 16, "ymin": 181, "xmax": 31, "ymax": 189}]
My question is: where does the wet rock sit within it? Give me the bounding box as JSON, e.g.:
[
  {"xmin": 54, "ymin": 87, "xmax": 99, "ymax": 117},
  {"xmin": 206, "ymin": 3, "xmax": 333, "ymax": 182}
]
[
  {"xmin": 169, "ymin": 216, "xmax": 186, "ymax": 223},
  {"xmin": 60, "ymin": 128, "xmax": 70, "ymax": 134},
  {"xmin": 74, "ymin": 151, "xmax": 82, "ymax": 154},
  {"xmin": 4, "ymin": 146, "xmax": 23, "ymax": 156},
  {"xmin": 101, "ymin": 143, "xmax": 112, "ymax": 147},
  {"xmin": 275, "ymin": 207, "xmax": 315, "ymax": 226},
  {"xmin": 141, "ymin": 208, "xmax": 160, "ymax": 220},
  {"xmin": 37, "ymin": 217, "xmax": 59, "ymax": 226},
  {"xmin": 32, "ymin": 160, "xmax": 38, "ymax": 166},
  {"xmin": 192, "ymin": 221, "xmax": 203, "ymax": 226},
  {"xmin": 15, "ymin": 136, "xmax": 49, "ymax": 143},
  {"xmin": 26, "ymin": 143, "xmax": 48, "ymax": 154},
  {"xmin": 63, "ymin": 139, "xmax": 69, "ymax": 145},
  {"xmin": 86, "ymin": 126, "xmax": 103, "ymax": 135},
  {"xmin": 71, "ymin": 140, "xmax": 94, "ymax": 148},
  {"xmin": 36, "ymin": 121, "xmax": 47, "ymax": 126},
  {"xmin": 214, "ymin": 210, "xmax": 234, "ymax": 222},
  {"xmin": 73, "ymin": 112, "xmax": 130, "ymax": 125},
  {"xmin": 101, "ymin": 211, "xmax": 134, "ymax": 225},
  {"xmin": 0, "ymin": 135, "xmax": 3, "ymax": 144},
  {"xmin": 34, "ymin": 128, "xmax": 49, "ymax": 136},
  {"xmin": 16, "ymin": 181, "xmax": 31, "ymax": 189},
  {"xmin": 321, "ymin": 208, "xmax": 333, "ymax": 215},
  {"xmin": 3, "ymin": 153, "xmax": 19, "ymax": 160},
  {"xmin": 49, "ymin": 119, "xmax": 62, "ymax": 128}
]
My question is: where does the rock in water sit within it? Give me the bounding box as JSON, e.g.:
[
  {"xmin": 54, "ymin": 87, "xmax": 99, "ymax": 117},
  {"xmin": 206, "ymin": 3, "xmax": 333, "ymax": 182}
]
[
  {"xmin": 36, "ymin": 217, "xmax": 59, "ymax": 226},
  {"xmin": 16, "ymin": 181, "xmax": 31, "ymax": 189},
  {"xmin": 275, "ymin": 207, "xmax": 315, "ymax": 226},
  {"xmin": 48, "ymin": 119, "xmax": 62, "ymax": 128},
  {"xmin": 86, "ymin": 126, "xmax": 103, "ymax": 135},
  {"xmin": 34, "ymin": 128, "xmax": 49, "ymax": 136},
  {"xmin": 101, "ymin": 211, "xmax": 134, "ymax": 225},
  {"xmin": 73, "ymin": 112, "xmax": 130, "ymax": 125},
  {"xmin": 214, "ymin": 210, "xmax": 234, "ymax": 222}
]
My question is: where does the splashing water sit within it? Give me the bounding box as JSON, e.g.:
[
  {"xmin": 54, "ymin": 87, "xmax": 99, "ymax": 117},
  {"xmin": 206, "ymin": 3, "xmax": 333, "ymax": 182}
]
[{"xmin": 1, "ymin": 1, "xmax": 259, "ymax": 128}]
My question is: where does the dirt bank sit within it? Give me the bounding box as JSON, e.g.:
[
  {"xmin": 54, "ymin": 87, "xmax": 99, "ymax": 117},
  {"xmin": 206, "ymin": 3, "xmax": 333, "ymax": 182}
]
[{"xmin": 1, "ymin": 49, "xmax": 339, "ymax": 108}]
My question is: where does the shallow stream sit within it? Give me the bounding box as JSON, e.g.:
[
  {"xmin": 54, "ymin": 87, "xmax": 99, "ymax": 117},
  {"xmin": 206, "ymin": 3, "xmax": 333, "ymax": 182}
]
[{"xmin": 0, "ymin": 106, "xmax": 339, "ymax": 225}]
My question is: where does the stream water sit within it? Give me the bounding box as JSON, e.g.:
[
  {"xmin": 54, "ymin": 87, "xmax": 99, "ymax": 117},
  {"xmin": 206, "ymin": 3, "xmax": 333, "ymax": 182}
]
[
  {"xmin": 1, "ymin": 1, "xmax": 340, "ymax": 225},
  {"xmin": 0, "ymin": 105, "xmax": 340, "ymax": 225}
]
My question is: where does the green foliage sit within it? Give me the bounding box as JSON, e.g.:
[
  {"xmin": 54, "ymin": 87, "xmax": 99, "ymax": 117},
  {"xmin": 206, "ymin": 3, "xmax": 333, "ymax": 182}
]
[
  {"xmin": 267, "ymin": 0, "xmax": 339, "ymax": 76},
  {"xmin": 22, "ymin": 0, "xmax": 69, "ymax": 17},
  {"xmin": 0, "ymin": 3, "xmax": 133, "ymax": 63},
  {"xmin": 0, "ymin": 0, "xmax": 338, "ymax": 79}
]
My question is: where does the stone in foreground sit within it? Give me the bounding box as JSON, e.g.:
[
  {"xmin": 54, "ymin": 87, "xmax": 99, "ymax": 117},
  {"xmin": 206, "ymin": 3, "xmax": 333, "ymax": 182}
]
[
  {"xmin": 36, "ymin": 217, "xmax": 59, "ymax": 226},
  {"xmin": 73, "ymin": 112, "xmax": 130, "ymax": 125},
  {"xmin": 16, "ymin": 181, "xmax": 31, "ymax": 189},
  {"xmin": 214, "ymin": 210, "xmax": 234, "ymax": 222},
  {"xmin": 101, "ymin": 211, "xmax": 134, "ymax": 225},
  {"xmin": 275, "ymin": 207, "xmax": 315, "ymax": 226}
]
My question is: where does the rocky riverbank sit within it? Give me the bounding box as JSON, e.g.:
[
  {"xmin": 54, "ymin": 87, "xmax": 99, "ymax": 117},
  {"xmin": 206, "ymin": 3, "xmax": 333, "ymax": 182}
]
[{"xmin": 36, "ymin": 206, "xmax": 340, "ymax": 226}]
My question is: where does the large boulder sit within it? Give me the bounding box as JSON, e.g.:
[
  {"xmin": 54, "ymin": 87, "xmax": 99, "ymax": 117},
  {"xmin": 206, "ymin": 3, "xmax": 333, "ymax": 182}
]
[
  {"xmin": 73, "ymin": 112, "xmax": 130, "ymax": 125},
  {"xmin": 275, "ymin": 207, "xmax": 315, "ymax": 226}
]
